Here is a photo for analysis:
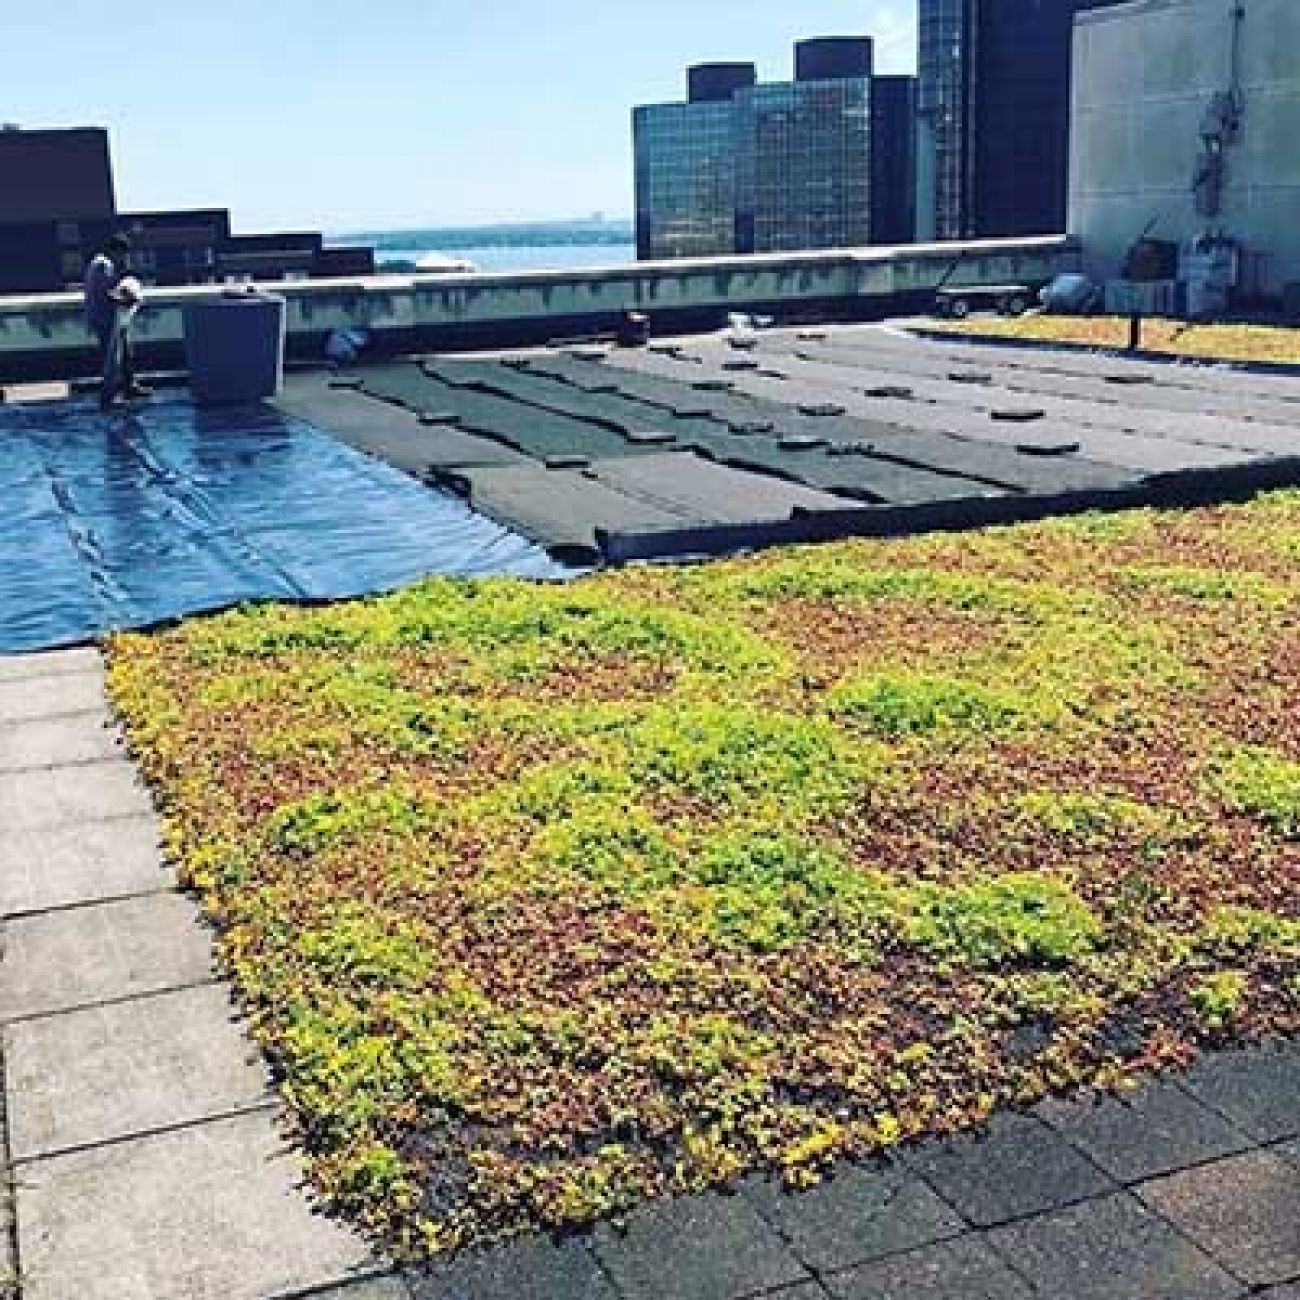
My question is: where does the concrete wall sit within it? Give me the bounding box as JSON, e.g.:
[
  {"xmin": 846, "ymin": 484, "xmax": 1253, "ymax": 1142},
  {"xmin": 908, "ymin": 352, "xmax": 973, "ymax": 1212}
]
[
  {"xmin": 0, "ymin": 237, "xmax": 1078, "ymax": 384},
  {"xmin": 1070, "ymin": 0, "xmax": 1300, "ymax": 296}
]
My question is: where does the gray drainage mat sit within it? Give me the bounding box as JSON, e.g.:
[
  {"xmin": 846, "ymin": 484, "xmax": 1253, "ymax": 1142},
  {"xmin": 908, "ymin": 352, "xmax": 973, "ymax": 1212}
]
[{"xmin": 0, "ymin": 397, "xmax": 564, "ymax": 653}]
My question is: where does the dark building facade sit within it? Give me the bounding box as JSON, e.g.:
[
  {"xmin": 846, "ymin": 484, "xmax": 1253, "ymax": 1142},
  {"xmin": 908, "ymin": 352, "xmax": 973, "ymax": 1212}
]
[
  {"xmin": 917, "ymin": 0, "xmax": 1120, "ymax": 240},
  {"xmin": 635, "ymin": 39, "xmax": 915, "ymax": 260},
  {"xmin": 634, "ymin": 64, "xmax": 753, "ymax": 260},
  {"xmin": 0, "ymin": 126, "xmax": 375, "ymax": 295},
  {"xmin": 870, "ymin": 75, "xmax": 919, "ymax": 246}
]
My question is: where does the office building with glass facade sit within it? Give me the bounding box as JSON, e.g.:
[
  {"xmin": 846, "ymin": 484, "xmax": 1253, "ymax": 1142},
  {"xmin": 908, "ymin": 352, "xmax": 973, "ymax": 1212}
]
[
  {"xmin": 917, "ymin": 0, "xmax": 1121, "ymax": 241},
  {"xmin": 635, "ymin": 39, "xmax": 915, "ymax": 260},
  {"xmin": 634, "ymin": 94, "xmax": 743, "ymax": 260}
]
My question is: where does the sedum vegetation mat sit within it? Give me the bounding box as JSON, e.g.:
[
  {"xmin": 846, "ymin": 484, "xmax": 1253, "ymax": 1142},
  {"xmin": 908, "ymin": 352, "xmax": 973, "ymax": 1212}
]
[
  {"xmin": 930, "ymin": 314, "xmax": 1300, "ymax": 365},
  {"xmin": 107, "ymin": 494, "xmax": 1300, "ymax": 1256}
]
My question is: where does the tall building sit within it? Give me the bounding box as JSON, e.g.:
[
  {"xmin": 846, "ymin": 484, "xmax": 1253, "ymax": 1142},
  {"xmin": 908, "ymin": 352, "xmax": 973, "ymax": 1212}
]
[
  {"xmin": 871, "ymin": 75, "xmax": 919, "ymax": 245},
  {"xmin": 735, "ymin": 39, "xmax": 874, "ymax": 255},
  {"xmin": 0, "ymin": 125, "xmax": 375, "ymax": 295},
  {"xmin": 633, "ymin": 64, "xmax": 753, "ymax": 260},
  {"xmin": 634, "ymin": 40, "xmax": 917, "ymax": 260},
  {"xmin": 1071, "ymin": 0, "xmax": 1299, "ymax": 299},
  {"xmin": 917, "ymin": 0, "xmax": 1117, "ymax": 241}
]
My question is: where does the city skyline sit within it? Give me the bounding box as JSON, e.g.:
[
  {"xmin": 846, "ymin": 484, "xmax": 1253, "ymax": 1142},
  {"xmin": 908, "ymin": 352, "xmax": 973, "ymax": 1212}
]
[{"xmin": 5, "ymin": 0, "xmax": 916, "ymax": 234}]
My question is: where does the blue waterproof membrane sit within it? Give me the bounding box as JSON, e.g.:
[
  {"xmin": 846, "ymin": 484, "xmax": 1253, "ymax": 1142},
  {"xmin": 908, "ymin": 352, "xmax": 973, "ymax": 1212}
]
[{"xmin": 0, "ymin": 397, "xmax": 565, "ymax": 654}]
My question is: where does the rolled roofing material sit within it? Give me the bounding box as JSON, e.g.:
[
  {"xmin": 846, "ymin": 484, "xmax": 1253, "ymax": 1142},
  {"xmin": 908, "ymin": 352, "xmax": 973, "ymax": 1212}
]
[
  {"xmin": 358, "ymin": 364, "xmax": 659, "ymax": 464},
  {"xmin": 756, "ymin": 343, "xmax": 1300, "ymax": 457},
  {"xmin": 611, "ymin": 348, "xmax": 1248, "ymax": 474},
  {"xmin": 0, "ymin": 396, "xmax": 565, "ymax": 653},
  {"xmin": 817, "ymin": 327, "xmax": 1300, "ymax": 403},
  {"xmin": 729, "ymin": 331, "xmax": 1300, "ymax": 429},
  {"xmin": 274, "ymin": 376, "xmax": 529, "ymax": 473},
  {"xmin": 439, "ymin": 463, "xmax": 689, "ymax": 562},
  {"xmin": 587, "ymin": 452, "xmax": 852, "ymax": 524}
]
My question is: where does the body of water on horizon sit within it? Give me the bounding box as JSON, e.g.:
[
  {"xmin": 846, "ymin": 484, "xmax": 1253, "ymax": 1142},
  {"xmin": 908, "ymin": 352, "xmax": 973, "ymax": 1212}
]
[{"xmin": 364, "ymin": 240, "xmax": 637, "ymax": 274}]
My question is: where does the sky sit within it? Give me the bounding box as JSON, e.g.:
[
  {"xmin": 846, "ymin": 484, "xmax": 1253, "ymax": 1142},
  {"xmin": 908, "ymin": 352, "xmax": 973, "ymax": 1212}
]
[{"xmin": 5, "ymin": 0, "xmax": 916, "ymax": 234}]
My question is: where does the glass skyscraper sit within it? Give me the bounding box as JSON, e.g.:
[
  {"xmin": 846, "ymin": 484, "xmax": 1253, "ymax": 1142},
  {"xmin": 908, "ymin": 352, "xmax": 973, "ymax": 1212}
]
[
  {"xmin": 917, "ymin": 0, "xmax": 972, "ymax": 241},
  {"xmin": 634, "ymin": 41, "xmax": 915, "ymax": 261},
  {"xmin": 734, "ymin": 77, "xmax": 874, "ymax": 254},
  {"xmin": 634, "ymin": 98, "xmax": 740, "ymax": 260},
  {"xmin": 917, "ymin": 0, "xmax": 1121, "ymax": 241}
]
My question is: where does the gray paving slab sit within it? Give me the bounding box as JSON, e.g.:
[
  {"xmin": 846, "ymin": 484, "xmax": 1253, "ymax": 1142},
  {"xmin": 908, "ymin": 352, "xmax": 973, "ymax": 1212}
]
[
  {"xmin": 0, "ymin": 892, "xmax": 216, "ymax": 1021},
  {"xmin": 6, "ymin": 982, "xmax": 269, "ymax": 1161},
  {"xmin": 742, "ymin": 1164, "xmax": 963, "ymax": 1274},
  {"xmin": 0, "ymin": 710, "xmax": 123, "ymax": 773},
  {"xmin": 0, "ymin": 816, "xmax": 171, "ymax": 916},
  {"xmin": 986, "ymin": 1190, "xmax": 1242, "ymax": 1300},
  {"xmin": 1276, "ymin": 1138, "xmax": 1300, "ymax": 1171},
  {"xmin": 593, "ymin": 1192, "xmax": 810, "ymax": 1300},
  {"xmin": 1257, "ymin": 1287, "xmax": 1300, "ymax": 1299},
  {"xmin": 1137, "ymin": 1150, "xmax": 1300, "ymax": 1287},
  {"xmin": 0, "ymin": 671, "xmax": 105, "ymax": 725},
  {"xmin": 763, "ymin": 1285, "xmax": 834, "ymax": 1300},
  {"xmin": 16, "ymin": 1109, "xmax": 379, "ymax": 1300},
  {"xmin": 1178, "ymin": 1041, "xmax": 1300, "ymax": 1143},
  {"xmin": 410, "ymin": 1236, "xmax": 617, "ymax": 1300},
  {"xmin": 904, "ymin": 1112, "xmax": 1116, "ymax": 1227},
  {"xmin": 0, "ymin": 759, "xmax": 153, "ymax": 834},
  {"xmin": 1034, "ymin": 1079, "xmax": 1251, "ymax": 1182},
  {"xmin": 823, "ymin": 1233, "xmax": 1034, "ymax": 1300},
  {"xmin": 0, "ymin": 647, "xmax": 101, "ymax": 681}
]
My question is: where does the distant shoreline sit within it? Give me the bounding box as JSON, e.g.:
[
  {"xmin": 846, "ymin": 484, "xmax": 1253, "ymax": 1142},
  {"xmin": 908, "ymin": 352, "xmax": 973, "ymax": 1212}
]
[{"xmin": 333, "ymin": 219, "xmax": 634, "ymax": 253}]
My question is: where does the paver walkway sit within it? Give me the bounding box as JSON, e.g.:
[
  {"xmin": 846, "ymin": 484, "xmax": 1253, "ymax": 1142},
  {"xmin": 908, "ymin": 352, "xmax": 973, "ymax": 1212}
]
[
  {"xmin": 0, "ymin": 648, "xmax": 399, "ymax": 1300},
  {"xmin": 1, "ymin": 647, "xmax": 1296, "ymax": 1299}
]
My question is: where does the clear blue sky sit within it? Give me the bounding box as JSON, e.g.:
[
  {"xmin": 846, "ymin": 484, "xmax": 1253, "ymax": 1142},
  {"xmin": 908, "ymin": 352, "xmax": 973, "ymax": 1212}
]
[{"xmin": 6, "ymin": 0, "xmax": 916, "ymax": 234}]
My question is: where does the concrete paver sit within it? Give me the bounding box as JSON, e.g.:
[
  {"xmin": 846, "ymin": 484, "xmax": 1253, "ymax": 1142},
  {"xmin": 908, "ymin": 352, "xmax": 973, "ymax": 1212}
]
[
  {"xmin": 0, "ymin": 671, "xmax": 106, "ymax": 725},
  {"xmin": 16, "ymin": 1109, "xmax": 380, "ymax": 1300},
  {"xmin": 1178, "ymin": 1041, "xmax": 1300, "ymax": 1143},
  {"xmin": 903, "ymin": 1112, "xmax": 1116, "ymax": 1227},
  {"xmin": 0, "ymin": 759, "xmax": 153, "ymax": 833},
  {"xmin": 5, "ymin": 982, "xmax": 270, "ymax": 1161},
  {"xmin": 1035, "ymin": 1079, "xmax": 1251, "ymax": 1183},
  {"xmin": 0, "ymin": 891, "xmax": 216, "ymax": 1021},
  {"xmin": 410, "ymin": 1236, "xmax": 617, "ymax": 1300},
  {"xmin": 823, "ymin": 1233, "xmax": 1034, "ymax": 1300},
  {"xmin": 0, "ymin": 648, "xmax": 102, "ymax": 681},
  {"xmin": 593, "ymin": 1192, "xmax": 810, "ymax": 1300},
  {"xmin": 742, "ymin": 1163, "xmax": 963, "ymax": 1274},
  {"xmin": 0, "ymin": 710, "xmax": 123, "ymax": 772},
  {"xmin": 1137, "ymin": 1150, "xmax": 1300, "ymax": 1288},
  {"xmin": 987, "ymin": 1190, "xmax": 1242, "ymax": 1300},
  {"xmin": 0, "ymin": 816, "xmax": 171, "ymax": 916}
]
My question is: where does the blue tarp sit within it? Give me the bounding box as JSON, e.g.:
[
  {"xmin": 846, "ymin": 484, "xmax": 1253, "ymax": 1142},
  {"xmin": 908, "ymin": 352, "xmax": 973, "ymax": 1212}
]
[{"xmin": 0, "ymin": 397, "xmax": 566, "ymax": 654}]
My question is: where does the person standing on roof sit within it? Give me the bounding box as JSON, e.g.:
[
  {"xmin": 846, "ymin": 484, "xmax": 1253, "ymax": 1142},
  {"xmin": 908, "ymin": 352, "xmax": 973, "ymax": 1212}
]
[{"xmin": 84, "ymin": 233, "xmax": 151, "ymax": 411}]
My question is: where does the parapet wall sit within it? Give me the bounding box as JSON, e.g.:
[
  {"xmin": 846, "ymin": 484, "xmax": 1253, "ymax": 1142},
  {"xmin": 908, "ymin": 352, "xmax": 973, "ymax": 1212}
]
[{"xmin": 0, "ymin": 237, "xmax": 1077, "ymax": 383}]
